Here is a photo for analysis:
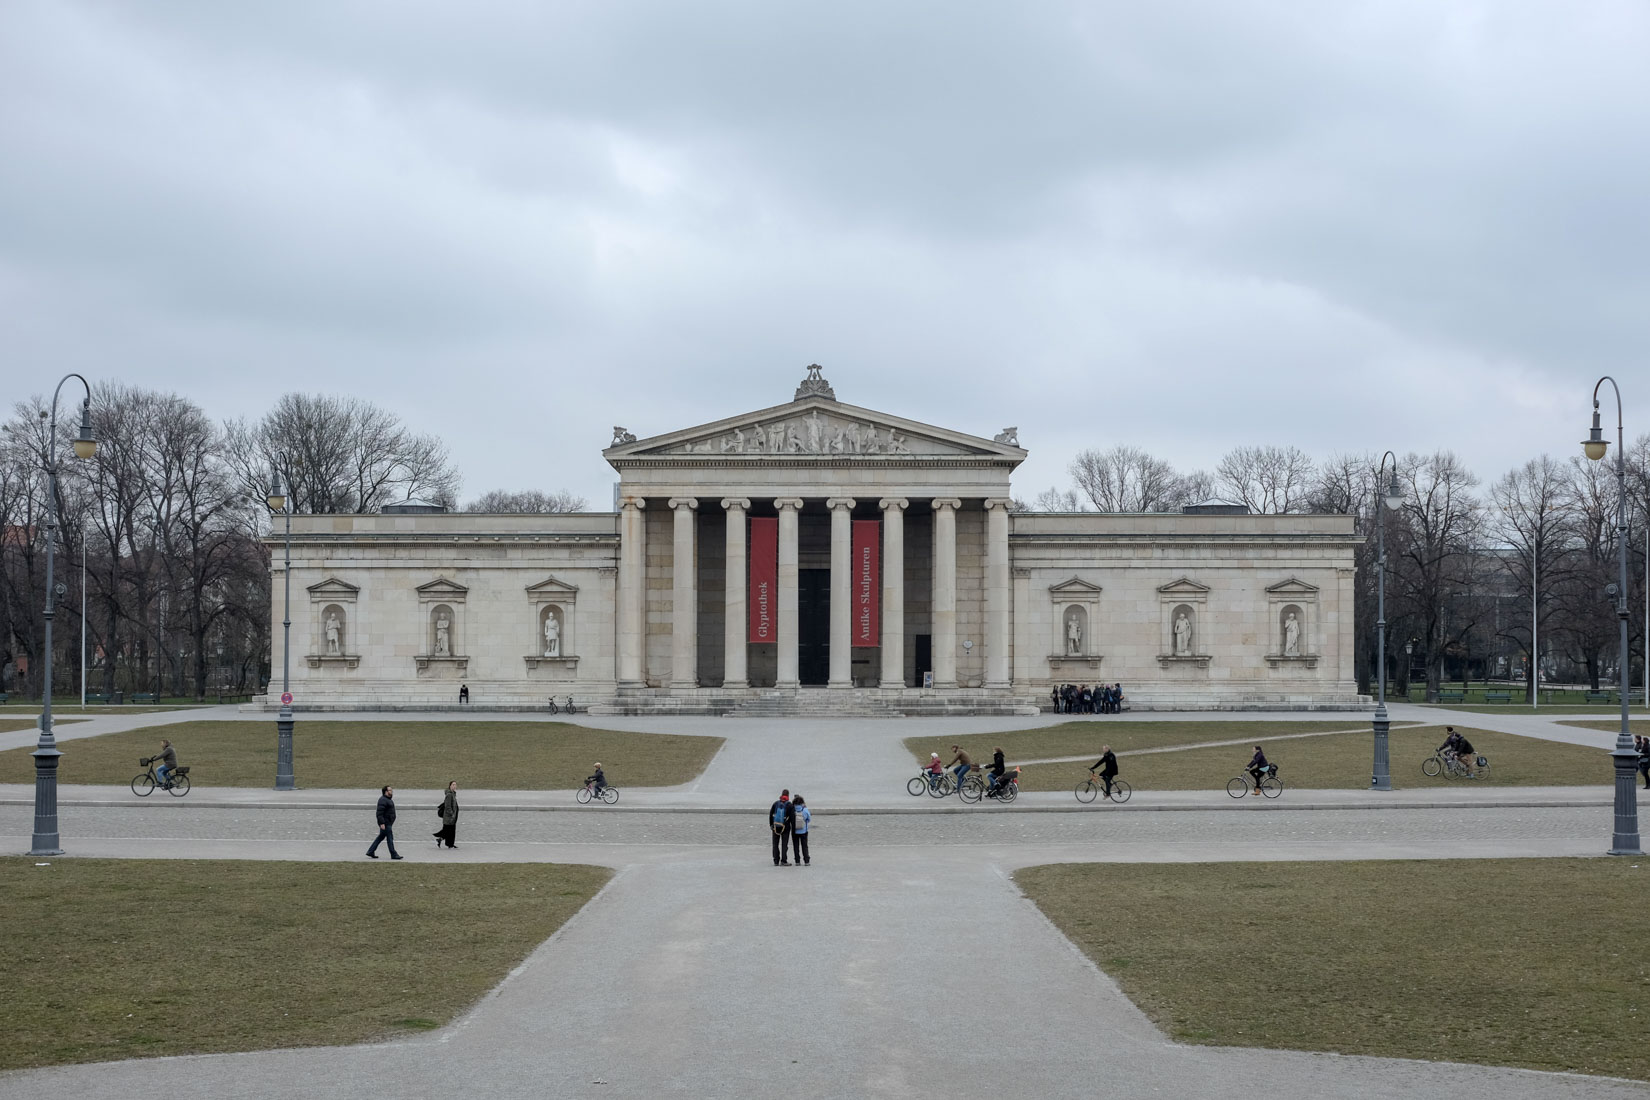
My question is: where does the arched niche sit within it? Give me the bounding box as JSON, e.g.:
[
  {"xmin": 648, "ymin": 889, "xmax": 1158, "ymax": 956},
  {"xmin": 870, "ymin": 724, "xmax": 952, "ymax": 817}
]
[{"xmin": 322, "ymin": 604, "xmax": 347, "ymax": 656}]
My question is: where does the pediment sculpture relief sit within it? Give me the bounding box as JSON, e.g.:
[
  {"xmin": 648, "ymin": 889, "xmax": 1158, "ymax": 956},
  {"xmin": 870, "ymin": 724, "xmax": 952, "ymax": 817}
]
[{"xmin": 672, "ymin": 410, "xmax": 950, "ymax": 457}]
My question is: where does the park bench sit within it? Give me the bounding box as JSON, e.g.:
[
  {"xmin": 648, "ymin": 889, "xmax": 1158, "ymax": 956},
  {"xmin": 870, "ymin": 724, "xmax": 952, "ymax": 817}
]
[
  {"xmin": 1436, "ymin": 690, "xmax": 1466, "ymax": 703},
  {"xmin": 0, "ymin": 692, "xmax": 7, "ymax": 704},
  {"xmin": 85, "ymin": 692, "xmax": 109, "ymax": 704},
  {"xmin": 1584, "ymin": 691, "xmax": 1616, "ymax": 705},
  {"xmin": 129, "ymin": 693, "xmax": 159, "ymax": 705},
  {"xmin": 1483, "ymin": 691, "xmax": 1513, "ymax": 703}
]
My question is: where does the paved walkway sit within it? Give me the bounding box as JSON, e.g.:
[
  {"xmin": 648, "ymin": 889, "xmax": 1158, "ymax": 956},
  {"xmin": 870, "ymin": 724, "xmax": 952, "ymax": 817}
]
[{"xmin": 2, "ymin": 709, "xmax": 1646, "ymax": 1099}]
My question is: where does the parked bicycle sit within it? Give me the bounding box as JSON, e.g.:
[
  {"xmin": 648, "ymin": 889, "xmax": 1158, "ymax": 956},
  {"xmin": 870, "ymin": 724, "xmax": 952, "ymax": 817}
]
[
  {"xmin": 1226, "ymin": 764, "xmax": 1281, "ymax": 799},
  {"xmin": 576, "ymin": 779, "xmax": 618, "ymax": 804},
  {"xmin": 907, "ymin": 770, "xmax": 956, "ymax": 798},
  {"xmin": 1075, "ymin": 774, "xmax": 1132, "ymax": 803},
  {"xmin": 131, "ymin": 757, "xmax": 190, "ymax": 797},
  {"xmin": 548, "ymin": 695, "xmax": 578, "ymax": 715},
  {"xmin": 1422, "ymin": 750, "xmax": 1490, "ymax": 780}
]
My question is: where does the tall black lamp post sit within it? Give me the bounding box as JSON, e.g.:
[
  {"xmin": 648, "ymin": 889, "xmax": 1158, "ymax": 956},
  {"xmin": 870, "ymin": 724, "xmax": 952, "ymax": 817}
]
[
  {"xmin": 266, "ymin": 459, "xmax": 295, "ymax": 790},
  {"xmin": 31, "ymin": 376, "xmax": 98, "ymax": 855},
  {"xmin": 1371, "ymin": 452, "xmax": 1404, "ymax": 791},
  {"xmin": 1581, "ymin": 377, "xmax": 1642, "ymax": 855}
]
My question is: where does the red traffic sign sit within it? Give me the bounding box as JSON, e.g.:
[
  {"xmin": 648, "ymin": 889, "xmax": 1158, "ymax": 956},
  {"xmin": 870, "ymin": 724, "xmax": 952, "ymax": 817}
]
[{"xmin": 280, "ymin": 692, "xmax": 293, "ymax": 706}]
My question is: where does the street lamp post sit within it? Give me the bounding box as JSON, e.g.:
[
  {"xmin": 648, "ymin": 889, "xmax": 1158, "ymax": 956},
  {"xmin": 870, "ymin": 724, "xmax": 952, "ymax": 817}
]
[
  {"xmin": 1371, "ymin": 453, "xmax": 1405, "ymax": 791},
  {"xmin": 1581, "ymin": 376, "xmax": 1642, "ymax": 855},
  {"xmin": 266, "ymin": 459, "xmax": 295, "ymax": 790},
  {"xmin": 30, "ymin": 376, "xmax": 98, "ymax": 855}
]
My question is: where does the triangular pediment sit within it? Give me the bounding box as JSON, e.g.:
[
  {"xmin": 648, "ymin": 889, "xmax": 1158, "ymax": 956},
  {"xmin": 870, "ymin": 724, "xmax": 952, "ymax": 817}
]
[
  {"xmin": 525, "ymin": 575, "xmax": 579, "ymax": 596},
  {"xmin": 604, "ymin": 394, "xmax": 1027, "ymax": 464},
  {"xmin": 1266, "ymin": 577, "xmax": 1319, "ymax": 597},
  {"xmin": 307, "ymin": 577, "xmax": 359, "ymax": 599},
  {"xmin": 1158, "ymin": 577, "xmax": 1211, "ymax": 596},
  {"xmin": 1049, "ymin": 577, "xmax": 1103, "ymax": 595},
  {"xmin": 416, "ymin": 577, "xmax": 469, "ymax": 601}
]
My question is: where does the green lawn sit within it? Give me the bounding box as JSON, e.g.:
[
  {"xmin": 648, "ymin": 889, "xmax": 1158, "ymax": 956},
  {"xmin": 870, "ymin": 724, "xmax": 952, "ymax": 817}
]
[
  {"xmin": 1011, "ymin": 725, "xmax": 1613, "ymax": 793},
  {"xmin": 0, "ymin": 858, "xmax": 609, "ymax": 1070},
  {"xmin": 0, "ymin": 718, "xmax": 82, "ymax": 734},
  {"xmin": 1017, "ymin": 859, "xmax": 1650, "ymax": 1080},
  {"xmin": 902, "ymin": 721, "xmax": 1365, "ymax": 774},
  {"xmin": 0, "ymin": 721, "xmax": 724, "ymax": 790}
]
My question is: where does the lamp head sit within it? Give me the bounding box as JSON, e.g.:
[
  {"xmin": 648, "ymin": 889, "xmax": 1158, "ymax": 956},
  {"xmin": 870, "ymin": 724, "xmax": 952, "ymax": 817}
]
[
  {"xmin": 265, "ymin": 462, "xmax": 287, "ymax": 513},
  {"xmin": 1582, "ymin": 406, "xmax": 1608, "ymax": 461},
  {"xmin": 1382, "ymin": 470, "xmax": 1403, "ymax": 511},
  {"xmin": 71, "ymin": 399, "xmax": 97, "ymax": 460}
]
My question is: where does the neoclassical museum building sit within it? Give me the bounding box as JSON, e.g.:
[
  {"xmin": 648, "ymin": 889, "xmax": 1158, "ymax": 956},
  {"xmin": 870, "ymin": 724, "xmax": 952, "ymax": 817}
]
[{"xmin": 264, "ymin": 368, "xmax": 1366, "ymax": 714}]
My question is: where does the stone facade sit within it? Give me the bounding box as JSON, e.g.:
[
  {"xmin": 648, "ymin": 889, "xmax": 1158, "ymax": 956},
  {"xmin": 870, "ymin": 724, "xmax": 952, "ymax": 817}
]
[{"xmin": 263, "ymin": 371, "xmax": 1366, "ymax": 712}]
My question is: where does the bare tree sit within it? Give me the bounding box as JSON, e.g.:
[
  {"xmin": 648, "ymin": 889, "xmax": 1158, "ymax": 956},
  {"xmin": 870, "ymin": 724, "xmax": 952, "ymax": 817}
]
[
  {"xmin": 1029, "ymin": 486, "xmax": 1086, "ymax": 512},
  {"xmin": 1069, "ymin": 446, "xmax": 1192, "ymax": 512},
  {"xmin": 464, "ymin": 489, "xmax": 589, "ymax": 513},
  {"xmin": 1489, "ymin": 456, "xmax": 1576, "ymax": 701},
  {"xmin": 1216, "ymin": 445, "xmax": 1315, "ymax": 514},
  {"xmin": 1388, "ymin": 451, "xmax": 1487, "ymax": 701},
  {"xmin": 226, "ymin": 394, "xmax": 460, "ymax": 514},
  {"xmin": 1555, "ymin": 455, "xmax": 1624, "ymax": 689}
]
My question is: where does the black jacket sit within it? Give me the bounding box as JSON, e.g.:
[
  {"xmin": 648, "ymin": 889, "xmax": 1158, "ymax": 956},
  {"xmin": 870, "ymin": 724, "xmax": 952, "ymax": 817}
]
[
  {"xmin": 1248, "ymin": 750, "xmax": 1268, "ymax": 772},
  {"xmin": 1093, "ymin": 750, "xmax": 1117, "ymax": 776},
  {"xmin": 768, "ymin": 799, "xmax": 793, "ymax": 831},
  {"xmin": 990, "ymin": 750, "xmax": 1006, "ymax": 777},
  {"xmin": 376, "ymin": 794, "xmax": 396, "ymax": 827}
]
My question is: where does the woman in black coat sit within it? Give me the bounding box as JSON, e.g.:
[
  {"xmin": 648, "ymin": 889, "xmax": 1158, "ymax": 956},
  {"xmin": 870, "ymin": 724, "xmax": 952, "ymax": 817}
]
[{"xmin": 434, "ymin": 780, "xmax": 460, "ymax": 848}]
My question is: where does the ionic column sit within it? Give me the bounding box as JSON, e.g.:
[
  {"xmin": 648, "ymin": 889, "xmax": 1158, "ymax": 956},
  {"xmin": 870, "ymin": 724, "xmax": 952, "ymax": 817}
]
[
  {"xmin": 617, "ymin": 497, "xmax": 647, "ymax": 687},
  {"xmin": 879, "ymin": 498, "xmax": 907, "ymax": 688},
  {"xmin": 827, "ymin": 498, "xmax": 856, "ymax": 688},
  {"xmin": 721, "ymin": 498, "xmax": 750, "ymax": 689},
  {"xmin": 984, "ymin": 498, "xmax": 1012, "ymax": 689},
  {"xmin": 669, "ymin": 498, "xmax": 698, "ymax": 690},
  {"xmin": 775, "ymin": 498, "xmax": 804, "ymax": 689},
  {"xmin": 931, "ymin": 498, "xmax": 961, "ymax": 688}
]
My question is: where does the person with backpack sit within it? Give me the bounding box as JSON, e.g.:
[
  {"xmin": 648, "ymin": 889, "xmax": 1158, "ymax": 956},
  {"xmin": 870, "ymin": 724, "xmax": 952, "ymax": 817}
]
[
  {"xmin": 768, "ymin": 789, "xmax": 794, "ymax": 866},
  {"xmin": 790, "ymin": 794, "xmax": 811, "ymax": 865}
]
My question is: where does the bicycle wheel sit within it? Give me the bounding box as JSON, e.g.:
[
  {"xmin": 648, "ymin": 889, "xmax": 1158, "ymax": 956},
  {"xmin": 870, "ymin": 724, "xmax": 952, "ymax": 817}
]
[
  {"xmin": 1472, "ymin": 761, "xmax": 1490, "ymax": 781},
  {"xmin": 1421, "ymin": 755, "xmax": 1442, "ymax": 778},
  {"xmin": 576, "ymin": 786, "xmax": 592, "ymax": 804},
  {"xmin": 565, "ymin": 700, "xmax": 577, "ymax": 715},
  {"xmin": 927, "ymin": 775, "xmax": 951, "ymax": 798},
  {"xmin": 959, "ymin": 775, "xmax": 984, "ymax": 803},
  {"xmin": 1226, "ymin": 777, "xmax": 1249, "ymax": 798},
  {"xmin": 999, "ymin": 783, "xmax": 1018, "ymax": 803},
  {"xmin": 1260, "ymin": 775, "xmax": 1283, "ymax": 798},
  {"xmin": 1075, "ymin": 780, "xmax": 1099, "ymax": 804},
  {"xmin": 1108, "ymin": 779, "xmax": 1132, "ymax": 804},
  {"xmin": 601, "ymin": 787, "xmax": 619, "ymax": 804},
  {"xmin": 131, "ymin": 773, "xmax": 155, "ymax": 797},
  {"xmin": 167, "ymin": 774, "xmax": 190, "ymax": 796},
  {"xmin": 907, "ymin": 776, "xmax": 928, "ymax": 797}
]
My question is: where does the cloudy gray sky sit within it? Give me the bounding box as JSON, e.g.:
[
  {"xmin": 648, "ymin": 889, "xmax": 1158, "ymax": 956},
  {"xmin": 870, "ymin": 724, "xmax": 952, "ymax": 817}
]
[{"xmin": 4, "ymin": 1, "xmax": 1647, "ymax": 506}]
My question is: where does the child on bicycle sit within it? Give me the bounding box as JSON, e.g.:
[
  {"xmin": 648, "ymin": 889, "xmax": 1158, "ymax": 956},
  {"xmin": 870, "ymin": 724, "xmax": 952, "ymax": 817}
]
[
  {"xmin": 926, "ymin": 752, "xmax": 945, "ymax": 789},
  {"xmin": 586, "ymin": 763, "xmax": 606, "ymax": 796}
]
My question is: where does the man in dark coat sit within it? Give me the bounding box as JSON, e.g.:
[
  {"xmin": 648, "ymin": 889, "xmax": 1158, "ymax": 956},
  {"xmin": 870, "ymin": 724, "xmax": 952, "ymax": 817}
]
[
  {"xmin": 1090, "ymin": 745, "xmax": 1119, "ymax": 798},
  {"xmin": 768, "ymin": 789, "xmax": 794, "ymax": 866},
  {"xmin": 367, "ymin": 784, "xmax": 403, "ymax": 859}
]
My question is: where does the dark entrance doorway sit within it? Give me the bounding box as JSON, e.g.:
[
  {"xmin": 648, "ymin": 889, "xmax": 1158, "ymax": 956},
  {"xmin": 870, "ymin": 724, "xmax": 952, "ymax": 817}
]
[
  {"xmin": 914, "ymin": 634, "xmax": 931, "ymax": 689},
  {"xmin": 799, "ymin": 568, "xmax": 830, "ymax": 685}
]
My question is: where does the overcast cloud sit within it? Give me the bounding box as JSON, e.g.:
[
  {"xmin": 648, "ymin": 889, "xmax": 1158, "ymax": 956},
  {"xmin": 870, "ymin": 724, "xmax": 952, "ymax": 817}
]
[{"xmin": 3, "ymin": 1, "xmax": 1647, "ymax": 506}]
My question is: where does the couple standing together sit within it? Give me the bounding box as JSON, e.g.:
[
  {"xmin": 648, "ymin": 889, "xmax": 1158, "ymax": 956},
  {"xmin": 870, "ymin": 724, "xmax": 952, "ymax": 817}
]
[{"xmin": 768, "ymin": 789, "xmax": 812, "ymax": 866}]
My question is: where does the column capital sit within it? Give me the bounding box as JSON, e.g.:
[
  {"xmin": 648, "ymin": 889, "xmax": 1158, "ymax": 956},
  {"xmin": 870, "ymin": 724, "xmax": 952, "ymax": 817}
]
[
  {"xmin": 878, "ymin": 497, "xmax": 909, "ymax": 511},
  {"xmin": 621, "ymin": 496, "xmax": 646, "ymax": 511},
  {"xmin": 667, "ymin": 497, "xmax": 698, "ymax": 511},
  {"xmin": 774, "ymin": 498, "xmax": 805, "ymax": 512},
  {"xmin": 931, "ymin": 498, "xmax": 962, "ymax": 512},
  {"xmin": 983, "ymin": 497, "xmax": 1014, "ymax": 512},
  {"xmin": 721, "ymin": 497, "xmax": 751, "ymax": 511},
  {"xmin": 826, "ymin": 497, "xmax": 857, "ymax": 511}
]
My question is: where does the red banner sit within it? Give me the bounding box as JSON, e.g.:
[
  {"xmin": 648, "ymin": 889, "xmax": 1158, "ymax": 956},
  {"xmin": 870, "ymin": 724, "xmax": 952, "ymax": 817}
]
[
  {"xmin": 852, "ymin": 519, "xmax": 880, "ymax": 646},
  {"xmin": 748, "ymin": 517, "xmax": 777, "ymax": 644}
]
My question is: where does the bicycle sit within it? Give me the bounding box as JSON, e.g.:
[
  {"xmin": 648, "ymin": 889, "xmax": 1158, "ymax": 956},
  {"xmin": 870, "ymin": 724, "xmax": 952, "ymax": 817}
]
[
  {"xmin": 906, "ymin": 770, "xmax": 955, "ymax": 798},
  {"xmin": 131, "ymin": 757, "xmax": 190, "ymax": 797},
  {"xmin": 1075, "ymin": 773, "xmax": 1131, "ymax": 803},
  {"xmin": 959, "ymin": 765, "xmax": 1018, "ymax": 804},
  {"xmin": 1422, "ymin": 750, "xmax": 1490, "ymax": 780},
  {"xmin": 576, "ymin": 779, "xmax": 618, "ymax": 804},
  {"xmin": 548, "ymin": 695, "xmax": 578, "ymax": 715},
  {"xmin": 1226, "ymin": 765, "xmax": 1281, "ymax": 799}
]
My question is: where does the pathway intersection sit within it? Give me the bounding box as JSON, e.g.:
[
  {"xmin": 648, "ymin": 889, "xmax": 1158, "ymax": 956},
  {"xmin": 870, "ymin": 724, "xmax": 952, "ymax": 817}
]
[{"xmin": 2, "ymin": 705, "xmax": 1646, "ymax": 1099}]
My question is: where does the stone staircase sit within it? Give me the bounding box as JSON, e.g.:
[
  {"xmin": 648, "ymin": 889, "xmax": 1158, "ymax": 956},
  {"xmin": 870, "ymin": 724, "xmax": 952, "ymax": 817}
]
[{"xmin": 723, "ymin": 690, "xmax": 907, "ymax": 719}]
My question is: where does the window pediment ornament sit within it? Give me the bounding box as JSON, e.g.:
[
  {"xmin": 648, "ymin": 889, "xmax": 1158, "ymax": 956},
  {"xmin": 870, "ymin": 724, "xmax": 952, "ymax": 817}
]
[
  {"xmin": 1265, "ymin": 577, "xmax": 1319, "ymax": 600},
  {"xmin": 1048, "ymin": 576, "xmax": 1103, "ymax": 596},
  {"xmin": 416, "ymin": 577, "xmax": 469, "ymax": 604},
  {"xmin": 306, "ymin": 577, "xmax": 359, "ymax": 602}
]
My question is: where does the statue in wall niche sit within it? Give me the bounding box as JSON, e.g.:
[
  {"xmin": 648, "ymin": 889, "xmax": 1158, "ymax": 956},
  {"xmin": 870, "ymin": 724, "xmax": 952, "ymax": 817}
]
[
  {"xmin": 435, "ymin": 613, "xmax": 451, "ymax": 657},
  {"xmin": 325, "ymin": 613, "xmax": 342, "ymax": 656},
  {"xmin": 1174, "ymin": 612, "xmax": 1192, "ymax": 657},
  {"xmin": 1283, "ymin": 612, "xmax": 1301, "ymax": 657},
  {"xmin": 1066, "ymin": 613, "xmax": 1083, "ymax": 656},
  {"xmin": 543, "ymin": 612, "xmax": 560, "ymax": 657}
]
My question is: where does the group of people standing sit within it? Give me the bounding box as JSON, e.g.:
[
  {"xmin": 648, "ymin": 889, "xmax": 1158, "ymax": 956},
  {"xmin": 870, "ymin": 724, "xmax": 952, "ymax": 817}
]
[
  {"xmin": 767, "ymin": 789, "xmax": 813, "ymax": 865},
  {"xmin": 1051, "ymin": 683, "xmax": 1123, "ymax": 714}
]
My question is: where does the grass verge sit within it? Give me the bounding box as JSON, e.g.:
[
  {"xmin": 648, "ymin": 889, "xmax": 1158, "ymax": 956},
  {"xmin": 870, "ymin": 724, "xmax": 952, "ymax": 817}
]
[
  {"xmin": 1009, "ymin": 725, "xmax": 1612, "ymax": 792},
  {"xmin": 0, "ymin": 858, "xmax": 610, "ymax": 1070},
  {"xmin": 1016, "ymin": 858, "xmax": 1650, "ymax": 1080},
  {"xmin": 0, "ymin": 721, "xmax": 723, "ymax": 790}
]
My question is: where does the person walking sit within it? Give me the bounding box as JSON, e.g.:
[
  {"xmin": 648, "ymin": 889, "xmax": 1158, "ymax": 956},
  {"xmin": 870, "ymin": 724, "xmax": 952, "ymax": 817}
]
[
  {"xmin": 768, "ymin": 789, "xmax": 794, "ymax": 866},
  {"xmin": 433, "ymin": 780, "xmax": 460, "ymax": 849},
  {"xmin": 1636, "ymin": 735, "xmax": 1650, "ymax": 790},
  {"xmin": 791, "ymin": 794, "xmax": 812, "ymax": 865},
  {"xmin": 367, "ymin": 785, "xmax": 403, "ymax": 859}
]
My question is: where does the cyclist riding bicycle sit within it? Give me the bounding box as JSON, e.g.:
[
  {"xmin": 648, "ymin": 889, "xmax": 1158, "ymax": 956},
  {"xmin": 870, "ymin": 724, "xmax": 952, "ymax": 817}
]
[
  {"xmin": 925, "ymin": 753, "xmax": 946, "ymax": 789},
  {"xmin": 586, "ymin": 762, "xmax": 607, "ymax": 796},
  {"xmin": 985, "ymin": 747, "xmax": 1007, "ymax": 796},
  {"xmin": 155, "ymin": 739, "xmax": 179, "ymax": 790},
  {"xmin": 1246, "ymin": 745, "xmax": 1270, "ymax": 796},
  {"xmin": 1089, "ymin": 745, "xmax": 1118, "ymax": 798},
  {"xmin": 947, "ymin": 745, "xmax": 973, "ymax": 790},
  {"xmin": 1438, "ymin": 727, "xmax": 1476, "ymax": 774}
]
